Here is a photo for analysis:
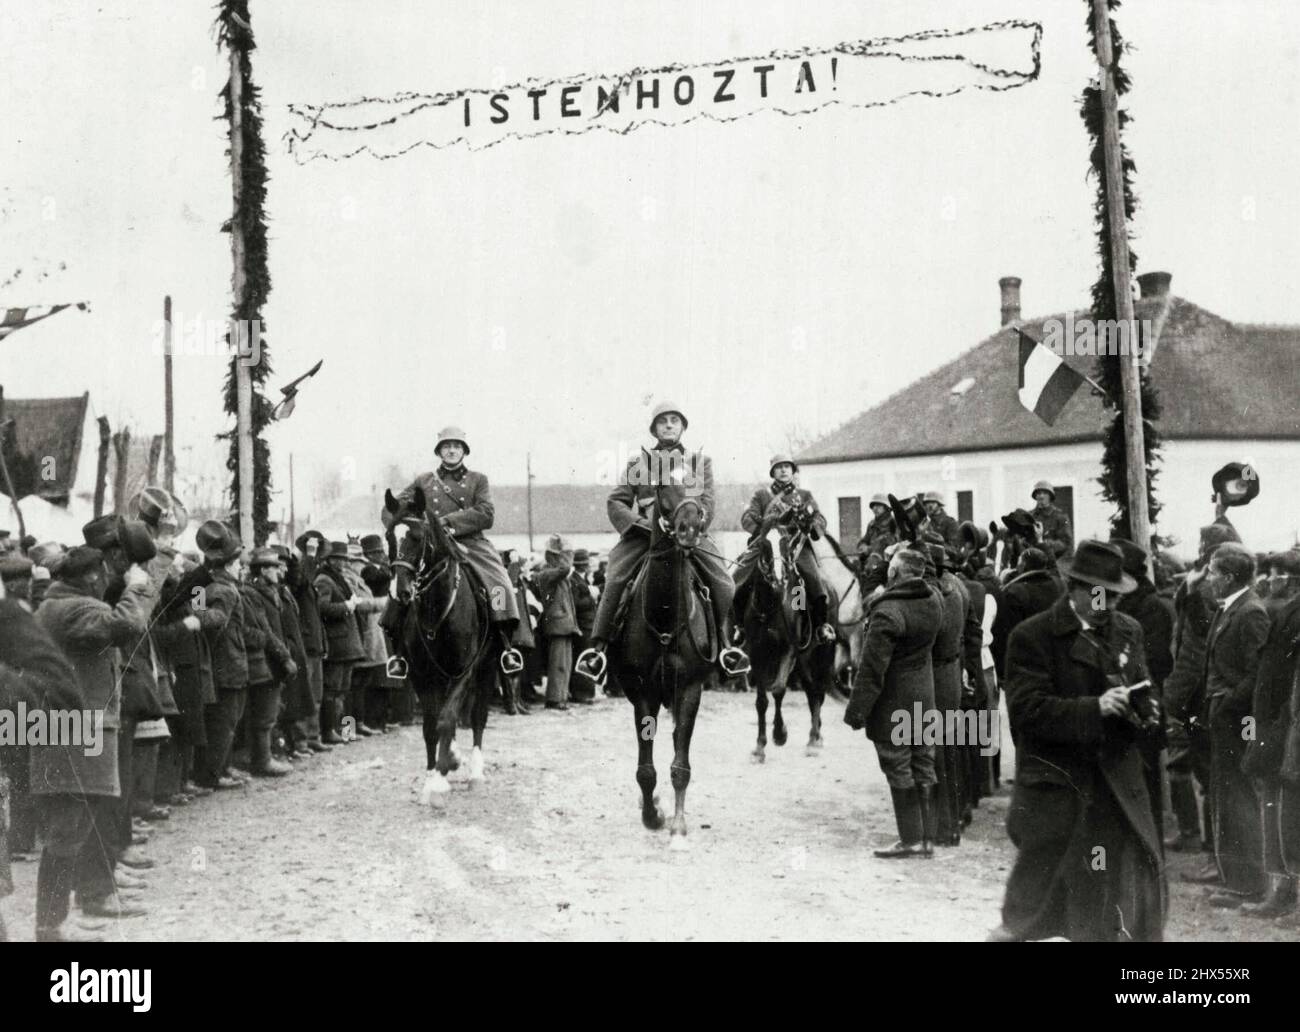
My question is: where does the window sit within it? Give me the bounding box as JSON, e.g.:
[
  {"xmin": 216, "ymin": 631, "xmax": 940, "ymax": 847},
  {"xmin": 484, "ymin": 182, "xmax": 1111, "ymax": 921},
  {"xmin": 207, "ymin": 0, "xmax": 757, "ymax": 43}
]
[
  {"xmin": 1053, "ymin": 485, "xmax": 1074, "ymax": 528},
  {"xmin": 838, "ymin": 497, "xmax": 862, "ymax": 545},
  {"xmin": 956, "ymin": 490, "xmax": 973, "ymax": 525}
]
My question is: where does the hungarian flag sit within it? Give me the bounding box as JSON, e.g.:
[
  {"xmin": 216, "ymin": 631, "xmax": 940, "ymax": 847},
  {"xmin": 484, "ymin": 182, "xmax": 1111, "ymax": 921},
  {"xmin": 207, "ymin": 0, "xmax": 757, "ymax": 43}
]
[
  {"xmin": 1016, "ymin": 328, "xmax": 1085, "ymax": 426},
  {"xmin": 0, "ymin": 302, "xmax": 89, "ymax": 343}
]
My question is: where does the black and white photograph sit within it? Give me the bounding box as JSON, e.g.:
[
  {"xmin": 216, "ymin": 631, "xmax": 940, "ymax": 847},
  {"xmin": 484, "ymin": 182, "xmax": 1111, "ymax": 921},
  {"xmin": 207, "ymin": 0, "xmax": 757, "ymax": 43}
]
[{"xmin": 1, "ymin": 0, "xmax": 1298, "ymax": 973}]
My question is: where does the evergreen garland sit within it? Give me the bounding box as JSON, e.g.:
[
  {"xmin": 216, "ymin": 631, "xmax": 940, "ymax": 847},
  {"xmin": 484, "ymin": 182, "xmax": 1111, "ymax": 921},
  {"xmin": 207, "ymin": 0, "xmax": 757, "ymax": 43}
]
[
  {"xmin": 1081, "ymin": 0, "xmax": 1161, "ymax": 542},
  {"xmin": 216, "ymin": 0, "xmax": 274, "ymax": 544}
]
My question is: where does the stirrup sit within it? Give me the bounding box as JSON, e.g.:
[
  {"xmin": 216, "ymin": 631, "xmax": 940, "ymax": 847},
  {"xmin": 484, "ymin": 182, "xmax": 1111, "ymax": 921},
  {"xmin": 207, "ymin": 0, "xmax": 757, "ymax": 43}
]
[
  {"xmin": 816, "ymin": 623, "xmax": 836, "ymax": 644},
  {"xmin": 385, "ymin": 656, "xmax": 409, "ymax": 680},
  {"xmin": 499, "ymin": 648, "xmax": 524, "ymax": 675},
  {"xmin": 719, "ymin": 646, "xmax": 750, "ymax": 678},
  {"xmin": 575, "ymin": 648, "xmax": 607, "ymax": 681}
]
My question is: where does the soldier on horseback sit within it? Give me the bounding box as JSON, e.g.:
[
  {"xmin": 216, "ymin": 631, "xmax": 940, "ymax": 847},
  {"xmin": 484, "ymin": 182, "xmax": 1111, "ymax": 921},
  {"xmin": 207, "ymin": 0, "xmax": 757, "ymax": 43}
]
[
  {"xmin": 382, "ymin": 426, "xmax": 524, "ymax": 673},
  {"xmin": 732, "ymin": 454, "xmax": 836, "ymax": 646},
  {"xmin": 577, "ymin": 402, "xmax": 748, "ymax": 679}
]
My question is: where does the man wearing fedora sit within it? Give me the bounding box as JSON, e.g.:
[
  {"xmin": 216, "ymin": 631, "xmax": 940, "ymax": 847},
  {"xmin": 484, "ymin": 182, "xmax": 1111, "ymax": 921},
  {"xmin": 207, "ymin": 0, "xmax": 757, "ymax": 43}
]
[
  {"xmin": 569, "ymin": 549, "xmax": 598, "ymax": 704},
  {"xmin": 579, "ymin": 402, "xmax": 746, "ymax": 679},
  {"xmin": 315, "ymin": 541, "xmax": 367, "ymax": 743},
  {"xmin": 194, "ymin": 521, "xmax": 253, "ymax": 789},
  {"xmin": 1029, "ymin": 481, "xmax": 1073, "ymax": 559},
  {"xmin": 383, "ymin": 427, "xmax": 524, "ymax": 673},
  {"xmin": 291, "ymin": 531, "xmax": 331, "ymax": 751},
  {"xmin": 534, "ymin": 535, "xmax": 579, "ymax": 710},
  {"xmin": 1197, "ymin": 542, "xmax": 1271, "ymax": 908},
  {"xmin": 242, "ymin": 547, "xmax": 298, "ymax": 776},
  {"xmin": 81, "ymin": 514, "xmax": 166, "ymax": 874},
  {"xmin": 732, "ymin": 454, "xmax": 835, "ymax": 647},
  {"xmin": 991, "ymin": 540, "xmax": 1165, "ymax": 942},
  {"xmin": 33, "ymin": 545, "xmax": 155, "ymax": 928}
]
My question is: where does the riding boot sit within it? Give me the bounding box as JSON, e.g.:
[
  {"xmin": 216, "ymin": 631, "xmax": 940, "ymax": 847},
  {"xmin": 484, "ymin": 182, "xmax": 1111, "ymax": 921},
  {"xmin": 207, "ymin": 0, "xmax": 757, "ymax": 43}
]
[
  {"xmin": 1240, "ymin": 874, "xmax": 1297, "ymax": 919},
  {"xmin": 874, "ymin": 787, "xmax": 927, "ymax": 859},
  {"xmin": 811, "ymin": 594, "xmax": 834, "ymax": 643},
  {"xmin": 918, "ymin": 784, "xmax": 938, "ymax": 856}
]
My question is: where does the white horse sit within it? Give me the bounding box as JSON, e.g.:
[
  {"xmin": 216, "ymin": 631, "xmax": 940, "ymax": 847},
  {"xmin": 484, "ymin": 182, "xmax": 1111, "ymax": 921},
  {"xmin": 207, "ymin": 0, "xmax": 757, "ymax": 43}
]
[{"xmin": 808, "ymin": 532, "xmax": 867, "ymax": 694}]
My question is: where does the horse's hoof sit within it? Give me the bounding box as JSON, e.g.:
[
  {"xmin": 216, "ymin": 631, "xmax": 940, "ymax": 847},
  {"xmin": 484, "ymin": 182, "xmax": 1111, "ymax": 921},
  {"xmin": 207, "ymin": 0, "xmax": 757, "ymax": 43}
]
[
  {"xmin": 773, "ymin": 727, "xmax": 788, "ymax": 747},
  {"xmin": 468, "ymin": 746, "xmax": 485, "ymax": 783},
  {"xmin": 669, "ymin": 833, "xmax": 690, "ymax": 852},
  {"xmin": 643, "ymin": 795, "xmax": 665, "ymax": 830},
  {"xmin": 806, "ymin": 738, "xmax": 824, "ymax": 755},
  {"xmin": 420, "ymin": 771, "xmax": 451, "ymax": 805},
  {"xmin": 751, "ymin": 748, "xmax": 765, "ymax": 764}
]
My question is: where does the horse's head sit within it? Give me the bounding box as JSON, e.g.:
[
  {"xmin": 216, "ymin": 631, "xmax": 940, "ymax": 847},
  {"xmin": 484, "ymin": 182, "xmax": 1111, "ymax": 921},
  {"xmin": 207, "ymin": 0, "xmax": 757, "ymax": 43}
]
[
  {"xmin": 384, "ymin": 486, "xmax": 429, "ymax": 601},
  {"xmin": 653, "ymin": 484, "xmax": 704, "ymax": 552}
]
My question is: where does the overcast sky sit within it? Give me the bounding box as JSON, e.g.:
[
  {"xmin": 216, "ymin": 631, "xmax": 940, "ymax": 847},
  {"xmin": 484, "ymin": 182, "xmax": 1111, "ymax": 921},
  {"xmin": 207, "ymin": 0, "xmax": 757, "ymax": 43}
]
[{"xmin": 3, "ymin": 0, "xmax": 1298, "ymax": 518}]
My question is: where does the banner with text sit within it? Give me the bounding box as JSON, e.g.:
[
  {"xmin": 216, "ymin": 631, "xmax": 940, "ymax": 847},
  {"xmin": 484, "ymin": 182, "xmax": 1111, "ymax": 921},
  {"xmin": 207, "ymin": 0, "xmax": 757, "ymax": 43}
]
[{"xmin": 286, "ymin": 20, "xmax": 1041, "ymax": 161}]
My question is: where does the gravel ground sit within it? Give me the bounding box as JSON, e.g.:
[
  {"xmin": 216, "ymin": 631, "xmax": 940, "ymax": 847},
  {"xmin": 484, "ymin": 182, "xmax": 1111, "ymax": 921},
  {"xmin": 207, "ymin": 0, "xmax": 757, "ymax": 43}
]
[{"xmin": 3, "ymin": 691, "xmax": 1295, "ymax": 941}]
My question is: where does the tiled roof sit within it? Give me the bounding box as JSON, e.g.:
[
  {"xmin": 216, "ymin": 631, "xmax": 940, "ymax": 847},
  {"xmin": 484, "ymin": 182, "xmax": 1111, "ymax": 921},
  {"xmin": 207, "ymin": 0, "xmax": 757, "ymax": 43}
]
[{"xmin": 797, "ymin": 295, "xmax": 1300, "ymax": 464}]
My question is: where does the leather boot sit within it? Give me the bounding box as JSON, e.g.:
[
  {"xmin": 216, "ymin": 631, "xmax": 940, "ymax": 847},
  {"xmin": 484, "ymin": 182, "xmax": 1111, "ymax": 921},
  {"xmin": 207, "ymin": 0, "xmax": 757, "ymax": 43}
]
[
  {"xmin": 1240, "ymin": 874, "xmax": 1297, "ymax": 918},
  {"xmin": 874, "ymin": 787, "xmax": 928, "ymax": 858},
  {"xmin": 918, "ymin": 784, "xmax": 938, "ymax": 857},
  {"xmin": 1166, "ymin": 776, "xmax": 1201, "ymax": 850}
]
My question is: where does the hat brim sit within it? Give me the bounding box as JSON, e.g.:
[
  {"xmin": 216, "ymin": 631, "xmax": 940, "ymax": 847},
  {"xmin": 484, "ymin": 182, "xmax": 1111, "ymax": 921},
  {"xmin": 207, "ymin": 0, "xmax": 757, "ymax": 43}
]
[
  {"xmin": 648, "ymin": 412, "xmax": 688, "ymax": 435},
  {"xmin": 436, "ymin": 439, "xmax": 470, "ymax": 456},
  {"xmin": 1056, "ymin": 557, "xmax": 1137, "ymax": 594},
  {"xmin": 202, "ymin": 543, "xmax": 241, "ymax": 563},
  {"xmin": 769, "ymin": 462, "xmax": 798, "ymax": 477}
]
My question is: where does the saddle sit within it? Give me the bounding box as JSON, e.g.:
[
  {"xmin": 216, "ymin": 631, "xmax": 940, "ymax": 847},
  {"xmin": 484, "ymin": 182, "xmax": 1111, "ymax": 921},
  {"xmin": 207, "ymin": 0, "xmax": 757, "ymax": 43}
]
[{"xmin": 609, "ymin": 550, "xmax": 715, "ymax": 657}]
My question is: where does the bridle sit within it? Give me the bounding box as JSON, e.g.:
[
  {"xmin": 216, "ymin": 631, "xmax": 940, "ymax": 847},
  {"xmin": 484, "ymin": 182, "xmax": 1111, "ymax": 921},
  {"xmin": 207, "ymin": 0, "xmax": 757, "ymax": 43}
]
[
  {"xmin": 640, "ymin": 484, "xmax": 716, "ymax": 661},
  {"xmin": 392, "ymin": 514, "xmax": 490, "ymax": 682}
]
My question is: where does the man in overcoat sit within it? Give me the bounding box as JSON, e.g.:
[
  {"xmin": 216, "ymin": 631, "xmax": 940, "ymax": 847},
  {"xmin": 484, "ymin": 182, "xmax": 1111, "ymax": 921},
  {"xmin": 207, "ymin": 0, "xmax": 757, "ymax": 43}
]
[
  {"xmin": 991, "ymin": 540, "xmax": 1165, "ymax": 942},
  {"xmin": 33, "ymin": 546, "xmax": 154, "ymax": 929},
  {"xmin": 579, "ymin": 402, "xmax": 746, "ymax": 678},
  {"xmin": 1199, "ymin": 542, "xmax": 1271, "ymax": 907},
  {"xmin": 383, "ymin": 427, "xmax": 524, "ymax": 671},
  {"xmin": 732, "ymin": 454, "xmax": 835, "ymax": 645},
  {"xmin": 843, "ymin": 548, "xmax": 943, "ymax": 859}
]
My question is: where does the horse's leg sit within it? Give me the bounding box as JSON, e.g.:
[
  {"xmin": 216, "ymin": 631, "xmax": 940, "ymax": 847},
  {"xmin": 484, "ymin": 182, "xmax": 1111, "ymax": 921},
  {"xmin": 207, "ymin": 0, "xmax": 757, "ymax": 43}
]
[
  {"xmin": 667, "ymin": 679, "xmax": 703, "ymax": 847},
  {"xmin": 753, "ymin": 682, "xmax": 768, "ymax": 763},
  {"xmin": 418, "ymin": 688, "xmax": 451, "ymax": 804},
  {"xmin": 805, "ymin": 671, "xmax": 825, "ymax": 754},
  {"xmin": 467, "ymin": 649, "xmax": 495, "ymax": 784},
  {"xmin": 632, "ymin": 682, "xmax": 664, "ymax": 831},
  {"xmin": 772, "ymin": 686, "xmax": 788, "ymax": 747},
  {"xmin": 437, "ymin": 671, "xmax": 472, "ymax": 778}
]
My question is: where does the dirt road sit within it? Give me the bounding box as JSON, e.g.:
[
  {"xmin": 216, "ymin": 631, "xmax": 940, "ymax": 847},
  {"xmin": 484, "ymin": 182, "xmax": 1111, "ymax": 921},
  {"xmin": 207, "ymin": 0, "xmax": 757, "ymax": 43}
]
[{"xmin": 4, "ymin": 691, "xmax": 1294, "ymax": 941}]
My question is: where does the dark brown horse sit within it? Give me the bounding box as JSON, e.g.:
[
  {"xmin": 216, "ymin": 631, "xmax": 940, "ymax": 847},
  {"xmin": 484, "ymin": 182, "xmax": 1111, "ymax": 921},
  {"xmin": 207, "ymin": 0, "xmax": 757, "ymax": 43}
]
[
  {"xmin": 741, "ymin": 509, "xmax": 836, "ymax": 763},
  {"xmin": 603, "ymin": 480, "xmax": 715, "ymax": 848},
  {"xmin": 384, "ymin": 486, "xmax": 499, "ymax": 804}
]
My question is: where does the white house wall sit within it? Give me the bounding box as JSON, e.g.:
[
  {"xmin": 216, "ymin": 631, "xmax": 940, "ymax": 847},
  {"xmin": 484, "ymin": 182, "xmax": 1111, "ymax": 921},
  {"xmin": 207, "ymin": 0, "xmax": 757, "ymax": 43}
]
[{"xmin": 799, "ymin": 437, "xmax": 1300, "ymax": 560}]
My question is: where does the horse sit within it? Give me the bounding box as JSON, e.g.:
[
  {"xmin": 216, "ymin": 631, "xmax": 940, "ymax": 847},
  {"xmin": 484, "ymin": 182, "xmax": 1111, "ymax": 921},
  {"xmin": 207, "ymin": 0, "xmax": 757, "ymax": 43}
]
[
  {"xmin": 384, "ymin": 486, "xmax": 500, "ymax": 803},
  {"xmin": 741, "ymin": 507, "xmax": 838, "ymax": 762},
  {"xmin": 808, "ymin": 530, "xmax": 867, "ymax": 695},
  {"xmin": 598, "ymin": 478, "xmax": 716, "ymax": 848}
]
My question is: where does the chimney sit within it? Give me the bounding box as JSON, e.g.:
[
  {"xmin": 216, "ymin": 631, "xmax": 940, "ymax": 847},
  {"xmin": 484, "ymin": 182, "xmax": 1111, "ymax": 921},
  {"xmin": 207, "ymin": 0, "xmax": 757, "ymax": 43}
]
[
  {"xmin": 1137, "ymin": 271, "xmax": 1172, "ymax": 299},
  {"xmin": 999, "ymin": 276, "xmax": 1022, "ymax": 326}
]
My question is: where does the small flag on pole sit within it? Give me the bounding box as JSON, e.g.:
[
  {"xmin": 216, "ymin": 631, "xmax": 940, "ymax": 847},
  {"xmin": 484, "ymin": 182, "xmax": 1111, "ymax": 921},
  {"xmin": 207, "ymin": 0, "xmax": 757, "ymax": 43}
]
[
  {"xmin": 1016, "ymin": 328, "xmax": 1086, "ymax": 425},
  {"xmin": 0, "ymin": 302, "xmax": 89, "ymax": 344}
]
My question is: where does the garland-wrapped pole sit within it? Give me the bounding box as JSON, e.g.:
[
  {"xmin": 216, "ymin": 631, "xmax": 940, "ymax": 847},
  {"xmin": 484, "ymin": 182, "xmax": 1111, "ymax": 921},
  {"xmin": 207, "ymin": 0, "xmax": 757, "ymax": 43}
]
[
  {"xmin": 229, "ymin": 37, "xmax": 254, "ymax": 547},
  {"xmin": 1087, "ymin": 0, "xmax": 1153, "ymax": 557},
  {"xmin": 217, "ymin": 0, "xmax": 273, "ymax": 545}
]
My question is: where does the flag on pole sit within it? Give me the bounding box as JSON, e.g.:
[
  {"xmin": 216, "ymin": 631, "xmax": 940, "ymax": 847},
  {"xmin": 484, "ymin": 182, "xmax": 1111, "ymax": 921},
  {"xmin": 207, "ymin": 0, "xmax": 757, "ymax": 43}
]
[
  {"xmin": 1016, "ymin": 328, "xmax": 1086, "ymax": 425},
  {"xmin": 0, "ymin": 302, "xmax": 89, "ymax": 343}
]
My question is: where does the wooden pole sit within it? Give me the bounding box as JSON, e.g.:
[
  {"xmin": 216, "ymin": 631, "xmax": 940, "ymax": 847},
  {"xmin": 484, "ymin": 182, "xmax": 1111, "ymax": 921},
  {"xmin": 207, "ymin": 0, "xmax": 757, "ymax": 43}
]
[
  {"xmin": 163, "ymin": 295, "xmax": 175, "ymax": 494},
  {"xmin": 94, "ymin": 415, "xmax": 110, "ymax": 518},
  {"xmin": 288, "ymin": 451, "xmax": 296, "ymax": 546},
  {"xmin": 1091, "ymin": 0, "xmax": 1151, "ymax": 554},
  {"xmin": 229, "ymin": 42, "xmax": 255, "ymax": 547},
  {"xmin": 526, "ymin": 451, "xmax": 534, "ymax": 553}
]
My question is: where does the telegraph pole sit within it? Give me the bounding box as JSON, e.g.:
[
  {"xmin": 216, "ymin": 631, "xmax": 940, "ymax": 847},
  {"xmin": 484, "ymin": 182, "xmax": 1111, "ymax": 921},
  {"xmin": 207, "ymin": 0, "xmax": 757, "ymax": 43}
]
[
  {"xmin": 1091, "ymin": 0, "xmax": 1151, "ymax": 554},
  {"xmin": 163, "ymin": 295, "xmax": 176, "ymax": 494},
  {"xmin": 526, "ymin": 452, "xmax": 535, "ymax": 553}
]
